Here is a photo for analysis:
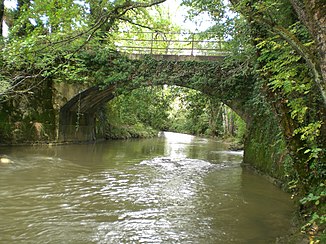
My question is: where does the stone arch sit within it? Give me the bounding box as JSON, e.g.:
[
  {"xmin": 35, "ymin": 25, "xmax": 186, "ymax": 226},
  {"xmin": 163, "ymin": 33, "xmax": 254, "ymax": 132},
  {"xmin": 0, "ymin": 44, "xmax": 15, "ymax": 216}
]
[{"xmin": 58, "ymin": 57, "xmax": 254, "ymax": 141}]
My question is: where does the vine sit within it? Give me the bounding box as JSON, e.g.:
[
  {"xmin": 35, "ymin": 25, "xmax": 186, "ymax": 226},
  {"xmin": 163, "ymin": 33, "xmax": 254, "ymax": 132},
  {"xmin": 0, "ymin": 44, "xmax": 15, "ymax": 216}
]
[{"xmin": 75, "ymin": 92, "xmax": 82, "ymax": 133}]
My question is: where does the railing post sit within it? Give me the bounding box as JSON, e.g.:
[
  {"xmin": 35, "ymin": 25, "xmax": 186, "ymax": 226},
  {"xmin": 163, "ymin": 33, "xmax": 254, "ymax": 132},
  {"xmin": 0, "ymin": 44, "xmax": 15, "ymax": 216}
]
[
  {"xmin": 191, "ymin": 33, "xmax": 194, "ymax": 56},
  {"xmin": 150, "ymin": 32, "xmax": 154, "ymax": 55}
]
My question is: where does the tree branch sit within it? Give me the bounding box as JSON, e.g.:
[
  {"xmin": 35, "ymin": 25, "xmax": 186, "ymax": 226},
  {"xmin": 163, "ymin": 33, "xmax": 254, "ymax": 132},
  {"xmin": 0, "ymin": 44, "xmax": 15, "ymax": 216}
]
[
  {"xmin": 36, "ymin": 0, "xmax": 166, "ymax": 52},
  {"xmin": 271, "ymin": 25, "xmax": 326, "ymax": 105},
  {"xmin": 228, "ymin": 0, "xmax": 326, "ymax": 106},
  {"xmin": 118, "ymin": 17, "xmax": 156, "ymax": 32},
  {"xmin": 288, "ymin": 0, "xmax": 313, "ymax": 34},
  {"xmin": 54, "ymin": 0, "xmax": 167, "ymax": 58}
]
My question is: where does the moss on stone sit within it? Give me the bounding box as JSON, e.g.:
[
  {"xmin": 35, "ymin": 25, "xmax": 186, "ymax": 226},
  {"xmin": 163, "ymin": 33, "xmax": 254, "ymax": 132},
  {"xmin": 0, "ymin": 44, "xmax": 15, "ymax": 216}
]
[{"xmin": 243, "ymin": 110, "xmax": 292, "ymax": 184}]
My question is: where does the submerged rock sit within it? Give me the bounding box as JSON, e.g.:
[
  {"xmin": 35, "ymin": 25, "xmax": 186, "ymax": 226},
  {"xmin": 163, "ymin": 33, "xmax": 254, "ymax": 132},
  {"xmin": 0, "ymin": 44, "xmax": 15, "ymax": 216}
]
[
  {"xmin": 140, "ymin": 157, "xmax": 214, "ymax": 171},
  {"xmin": 0, "ymin": 157, "xmax": 13, "ymax": 164}
]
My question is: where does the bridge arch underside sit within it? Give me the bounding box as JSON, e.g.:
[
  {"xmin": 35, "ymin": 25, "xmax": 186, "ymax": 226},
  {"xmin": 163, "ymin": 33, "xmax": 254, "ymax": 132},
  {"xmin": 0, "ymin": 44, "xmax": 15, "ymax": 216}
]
[{"xmin": 59, "ymin": 58, "xmax": 255, "ymax": 142}]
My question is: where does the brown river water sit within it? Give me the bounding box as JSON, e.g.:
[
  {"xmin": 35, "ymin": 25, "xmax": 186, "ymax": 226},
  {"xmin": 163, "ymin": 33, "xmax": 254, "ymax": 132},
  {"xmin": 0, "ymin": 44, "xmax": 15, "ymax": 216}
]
[{"xmin": 0, "ymin": 132, "xmax": 293, "ymax": 243}]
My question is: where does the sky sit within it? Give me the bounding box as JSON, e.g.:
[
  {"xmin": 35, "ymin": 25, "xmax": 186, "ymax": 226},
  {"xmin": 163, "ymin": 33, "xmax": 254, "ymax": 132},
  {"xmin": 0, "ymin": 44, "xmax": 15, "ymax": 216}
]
[
  {"xmin": 4, "ymin": 0, "xmax": 16, "ymax": 9},
  {"xmin": 162, "ymin": 0, "xmax": 213, "ymax": 32},
  {"xmin": 3, "ymin": 0, "xmax": 16, "ymax": 37}
]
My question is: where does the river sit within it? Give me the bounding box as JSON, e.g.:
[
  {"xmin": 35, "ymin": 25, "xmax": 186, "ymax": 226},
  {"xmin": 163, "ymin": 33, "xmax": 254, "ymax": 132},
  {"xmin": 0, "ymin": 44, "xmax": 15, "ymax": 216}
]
[{"xmin": 0, "ymin": 132, "xmax": 293, "ymax": 243}]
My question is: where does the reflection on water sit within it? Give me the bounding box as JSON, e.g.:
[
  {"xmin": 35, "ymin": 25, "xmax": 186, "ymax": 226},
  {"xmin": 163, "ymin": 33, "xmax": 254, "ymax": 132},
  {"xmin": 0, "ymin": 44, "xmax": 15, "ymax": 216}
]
[{"xmin": 0, "ymin": 132, "xmax": 293, "ymax": 243}]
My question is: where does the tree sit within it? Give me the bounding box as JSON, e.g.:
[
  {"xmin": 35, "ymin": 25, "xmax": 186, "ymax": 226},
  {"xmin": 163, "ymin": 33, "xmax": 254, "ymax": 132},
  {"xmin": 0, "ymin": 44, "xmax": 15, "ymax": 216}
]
[
  {"xmin": 0, "ymin": 0, "xmax": 4, "ymax": 37},
  {"xmin": 289, "ymin": 0, "xmax": 326, "ymax": 91},
  {"xmin": 228, "ymin": 0, "xmax": 326, "ymax": 106}
]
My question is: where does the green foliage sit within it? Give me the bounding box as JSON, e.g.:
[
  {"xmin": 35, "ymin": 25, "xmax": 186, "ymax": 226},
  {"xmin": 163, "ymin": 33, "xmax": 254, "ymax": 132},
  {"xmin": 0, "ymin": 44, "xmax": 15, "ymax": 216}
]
[
  {"xmin": 104, "ymin": 82, "xmax": 246, "ymax": 141},
  {"xmin": 168, "ymin": 87, "xmax": 246, "ymax": 139},
  {"xmin": 244, "ymin": 111, "xmax": 290, "ymax": 180},
  {"xmin": 0, "ymin": 77, "xmax": 11, "ymax": 98},
  {"xmin": 233, "ymin": 111, "xmax": 246, "ymax": 142},
  {"xmin": 300, "ymin": 186, "xmax": 325, "ymax": 207},
  {"xmin": 252, "ymin": 7, "xmax": 326, "ymax": 239},
  {"xmin": 299, "ymin": 183, "xmax": 326, "ymax": 242},
  {"xmin": 106, "ymin": 86, "xmax": 173, "ymax": 138},
  {"xmin": 256, "ymin": 27, "xmax": 326, "ymax": 186},
  {"xmin": 169, "ymin": 90, "xmax": 212, "ymax": 135}
]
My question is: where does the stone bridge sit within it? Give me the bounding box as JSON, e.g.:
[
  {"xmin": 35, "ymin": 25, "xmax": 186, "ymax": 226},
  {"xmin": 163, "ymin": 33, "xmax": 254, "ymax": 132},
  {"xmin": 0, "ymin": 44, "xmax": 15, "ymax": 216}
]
[
  {"xmin": 51, "ymin": 32, "xmax": 253, "ymax": 142},
  {"xmin": 0, "ymin": 32, "xmax": 255, "ymax": 143},
  {"xmin": 57, "ymin": 53, "xmax": 254, "ymax": 142}
]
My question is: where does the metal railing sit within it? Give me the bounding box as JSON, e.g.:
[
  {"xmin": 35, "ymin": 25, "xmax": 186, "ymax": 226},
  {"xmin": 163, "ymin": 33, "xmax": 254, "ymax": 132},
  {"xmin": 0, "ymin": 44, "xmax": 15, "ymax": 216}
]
[{"xmin": 114, "ymin": 32, "xmax": 227, "ymax": 56}]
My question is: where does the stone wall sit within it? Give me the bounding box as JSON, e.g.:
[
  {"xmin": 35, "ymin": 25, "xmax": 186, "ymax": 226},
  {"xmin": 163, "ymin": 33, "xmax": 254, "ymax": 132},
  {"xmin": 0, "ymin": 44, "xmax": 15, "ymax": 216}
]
[
  {"xmin": 0, "ymin": 80, "xmax": 91, "ymax": 143},
  {"xmin": 243, "ymin": 111, "xmax": 292, "ymax": 185},
  {"xmin": 52, "ymin": 82, "xmax": 89, "ymax": 141},
  {"xmin": 0, "ymin": 79, "xmax": 56, "ymax": 143}
]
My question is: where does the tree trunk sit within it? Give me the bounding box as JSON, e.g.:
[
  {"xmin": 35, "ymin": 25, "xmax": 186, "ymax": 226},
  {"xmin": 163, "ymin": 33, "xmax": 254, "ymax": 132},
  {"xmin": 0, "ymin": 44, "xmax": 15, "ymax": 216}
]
[
  {"xmin": 231, "ymin": 0, "xmax": 326, "ymax": 106},
  {"xmin": 305, "ymin": 0, "xmax": 326, "ymax": 89},
  {"xmin": 0, "ymin": 0, "xmax": 3, "ymax": 37},
  {"xmin": 289, "ymin": 0, "xmax": 326, "ymax": 98}
]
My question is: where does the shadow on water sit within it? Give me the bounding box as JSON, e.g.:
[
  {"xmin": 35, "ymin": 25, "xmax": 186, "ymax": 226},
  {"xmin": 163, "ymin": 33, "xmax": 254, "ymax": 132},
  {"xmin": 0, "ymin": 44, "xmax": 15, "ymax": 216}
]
[{"xmin": 0, "ymin": 132, "xmax": 293, "ymax": 243}]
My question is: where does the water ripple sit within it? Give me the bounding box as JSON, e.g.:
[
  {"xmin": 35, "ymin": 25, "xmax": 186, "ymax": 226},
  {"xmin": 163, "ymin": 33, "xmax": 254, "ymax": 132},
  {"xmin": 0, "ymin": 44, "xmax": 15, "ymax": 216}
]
[{"xmin": 0, "ymin": 136, "xmax": 293, "ymax": 243}]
